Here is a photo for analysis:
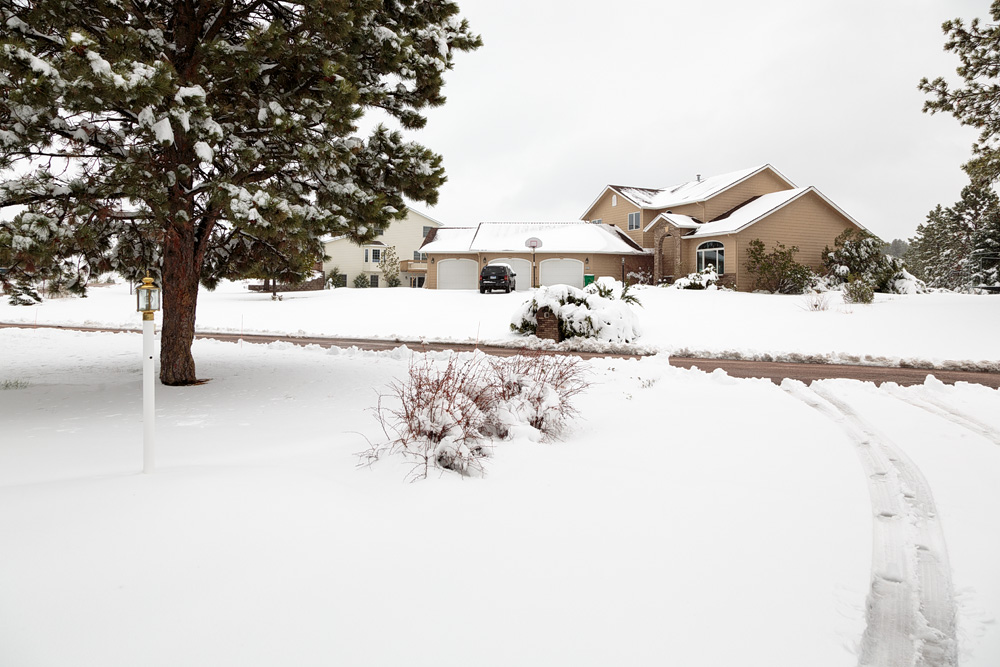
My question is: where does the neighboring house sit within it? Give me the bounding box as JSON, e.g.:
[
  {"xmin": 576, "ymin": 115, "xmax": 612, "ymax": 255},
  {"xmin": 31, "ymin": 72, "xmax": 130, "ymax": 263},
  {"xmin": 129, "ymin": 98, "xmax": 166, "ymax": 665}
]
[
  {"xmin": 420, "ymin": 222, "xmax": 651, "ymax": 290},
  {"xmin": 321, "ymin": 207, "xmax": 443, "ymax": 288},
  {"xmin": 580, "ymin": 164, "xmax": 868, "ymax": 290}
]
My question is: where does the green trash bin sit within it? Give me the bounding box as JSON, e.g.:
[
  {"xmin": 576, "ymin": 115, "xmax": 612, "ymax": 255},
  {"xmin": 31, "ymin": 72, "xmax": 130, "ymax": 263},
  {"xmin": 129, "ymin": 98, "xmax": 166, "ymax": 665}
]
[{"xmin": 583, "ymin": 274, "xmax": 595, "ymax": 286}]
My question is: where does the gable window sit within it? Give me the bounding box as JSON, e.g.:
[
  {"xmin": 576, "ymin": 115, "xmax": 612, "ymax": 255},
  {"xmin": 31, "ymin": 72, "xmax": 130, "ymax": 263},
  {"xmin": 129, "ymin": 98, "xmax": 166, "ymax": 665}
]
[
  {"xmin": 628, "ymin": 211, "xmax": 641, "ymax": 231},
  {"xmin": 696, "ymin": 241, "xmax": 725, "ymax": 274},
  {"xmin": 612, "ymin": 194, "xmax": 618, "ymax": 207}
]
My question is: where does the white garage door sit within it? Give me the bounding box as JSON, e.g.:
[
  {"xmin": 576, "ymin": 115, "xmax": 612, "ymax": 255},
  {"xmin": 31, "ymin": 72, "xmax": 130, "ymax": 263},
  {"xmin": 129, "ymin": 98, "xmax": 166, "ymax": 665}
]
[
  {"xmin": 437, "ymin": 258, "xmax": 478, "ymax": 290},
  {"xmin": 539, "ymin": 258, "xmax": 584, "ymax": 288},
  {"xmin": 489, "ymin": 258, "xmax": 532, "ymax": 291}
]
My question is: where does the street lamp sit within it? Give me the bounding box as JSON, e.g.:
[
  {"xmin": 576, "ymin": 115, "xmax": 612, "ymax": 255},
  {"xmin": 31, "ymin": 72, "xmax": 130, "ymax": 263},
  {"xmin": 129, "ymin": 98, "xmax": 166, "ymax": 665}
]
[{"xmin": 136, "ymin": 274, "xmax": 160, "ymax": 473}]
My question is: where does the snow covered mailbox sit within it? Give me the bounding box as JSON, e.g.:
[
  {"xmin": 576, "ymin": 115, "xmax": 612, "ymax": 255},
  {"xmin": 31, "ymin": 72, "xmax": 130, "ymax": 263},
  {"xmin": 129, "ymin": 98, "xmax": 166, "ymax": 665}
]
[
  {"xmin": 535, "ymin": 306, "xmax": 561, "ymax": 342},
  {"xmin": 511, "ymin": 280, "xmax": 641, "ymax": 344}
]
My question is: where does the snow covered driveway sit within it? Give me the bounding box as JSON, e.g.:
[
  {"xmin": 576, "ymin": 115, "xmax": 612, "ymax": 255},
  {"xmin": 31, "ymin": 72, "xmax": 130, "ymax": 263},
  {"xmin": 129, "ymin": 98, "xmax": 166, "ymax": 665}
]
[
  {"xmin": 785, "ymin": 382, "xmax": 958, "ymax": 666},
  {"xmin": 1, "ymin": 330, "xmax": 998, "ymax": 666}
]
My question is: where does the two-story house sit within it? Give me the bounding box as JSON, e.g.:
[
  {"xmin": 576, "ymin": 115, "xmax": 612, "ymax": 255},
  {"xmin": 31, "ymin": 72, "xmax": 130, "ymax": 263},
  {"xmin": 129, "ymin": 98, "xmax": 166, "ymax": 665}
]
[
  {"xmin": 322, "ymin": 207, "xmax": 443, "ymax": 288},
  {"xmin": 581, "ymin": 165, "xmax": 868, "ymax": 290}
]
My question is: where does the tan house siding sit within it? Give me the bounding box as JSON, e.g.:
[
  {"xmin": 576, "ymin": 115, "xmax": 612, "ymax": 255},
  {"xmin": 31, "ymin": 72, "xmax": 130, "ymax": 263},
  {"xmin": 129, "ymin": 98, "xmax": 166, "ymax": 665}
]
[
  {"xmin": 699, "ymin": 170, "xmax": 793, "ymax": 221},
  {"xmin": 584, "ymin": 190, "xmax": 646, "ymax": 247},
  {"xmin": 668, "ymin": 192, "xmax": 859, "ymax": 291},
  {"xmin": 729, "ymin": 192, "xmax": 861, "ymax": 291}
]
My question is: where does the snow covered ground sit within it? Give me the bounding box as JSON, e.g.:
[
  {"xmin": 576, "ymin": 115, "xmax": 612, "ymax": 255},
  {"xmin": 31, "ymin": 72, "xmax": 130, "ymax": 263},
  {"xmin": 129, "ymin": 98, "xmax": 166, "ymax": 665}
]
[
  {"xmin": 2, "ymin": 280, "xmax": 999, "ymax": 367},
  {"xmin": 1, "ymin": 283, "xmax": 999, "ymax": 666}
]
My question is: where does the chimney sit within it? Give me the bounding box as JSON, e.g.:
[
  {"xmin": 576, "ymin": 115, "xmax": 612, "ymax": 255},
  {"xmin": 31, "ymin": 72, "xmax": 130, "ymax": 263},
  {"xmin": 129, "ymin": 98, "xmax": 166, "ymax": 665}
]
[{"xmin": 696, "ymin": 174, "xmax": 702, "ymax": 182}]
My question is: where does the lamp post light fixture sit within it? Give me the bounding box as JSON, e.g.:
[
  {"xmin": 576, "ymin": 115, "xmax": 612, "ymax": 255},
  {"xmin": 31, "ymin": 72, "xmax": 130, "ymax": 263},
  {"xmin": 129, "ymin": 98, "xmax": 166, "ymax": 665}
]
[{"xmin": 136, "ymin": 274, "xmax": 160, "ymax": 473}]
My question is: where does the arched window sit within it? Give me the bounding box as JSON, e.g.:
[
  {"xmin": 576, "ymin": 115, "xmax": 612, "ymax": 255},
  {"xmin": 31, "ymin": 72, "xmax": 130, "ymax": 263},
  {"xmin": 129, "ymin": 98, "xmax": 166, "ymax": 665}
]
[{"xmin": 696, "ymin": 241, "xmax": 724, "ymax": 274}]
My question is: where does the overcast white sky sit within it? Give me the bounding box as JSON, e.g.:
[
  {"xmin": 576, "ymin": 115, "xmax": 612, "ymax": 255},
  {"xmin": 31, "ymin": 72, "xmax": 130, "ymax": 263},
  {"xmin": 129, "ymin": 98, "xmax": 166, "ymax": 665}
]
[{"xmin": 401, "ymin": 0, "xmax": 988, "ymax": 242}]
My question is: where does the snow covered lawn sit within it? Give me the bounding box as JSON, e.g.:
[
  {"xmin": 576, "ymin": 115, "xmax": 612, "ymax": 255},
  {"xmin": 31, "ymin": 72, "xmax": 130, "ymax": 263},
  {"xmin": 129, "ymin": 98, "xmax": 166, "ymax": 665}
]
[
  {"xmin": 1, "ymin": 322, "xmax": 999, "ymax": 666},
  {"xmin": 2, "ymin": 280, "xmax": 999, "ymax": 367}
]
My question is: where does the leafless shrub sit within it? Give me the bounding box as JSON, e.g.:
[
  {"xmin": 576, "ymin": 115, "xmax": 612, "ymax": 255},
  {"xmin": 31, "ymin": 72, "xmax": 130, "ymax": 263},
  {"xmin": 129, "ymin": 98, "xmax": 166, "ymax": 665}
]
[
  {"xmin": 491, "ymin": 354, "xmax": 588, "ymax": 435},
  {"xmin": 802, "ymin": 292, "xmax": 831, "ymax": 312},
  {"xmin": 366, "ymin": 353, "xmax": 589, "ymax": 479}
]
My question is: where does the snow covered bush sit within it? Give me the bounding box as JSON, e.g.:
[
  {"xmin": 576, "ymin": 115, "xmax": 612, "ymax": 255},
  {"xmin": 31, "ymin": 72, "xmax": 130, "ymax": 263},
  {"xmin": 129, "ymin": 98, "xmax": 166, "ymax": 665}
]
[
  {"xmin": 890, "ymin": 268, "xmax": 927, "ymax": 295},
  {"xmin": 626, "ymin": 268, "xmax": 653, "ymax": 285},
  {"xmin": 367, "ymin": 353, "xmax": 588, "ymax": 479},
  {"xmin": 842, "ymin": 277, "xmax": 875, "ymax": 304},
  {"xmin": 352, "ymin": 273, "xmax": 370, "ymax": 288},
  {"xmin": 744, "ymin": 239, "xmax": 815, "ymax": 294},
  {"xmin": 823, "ymin": 229, "xmax": 906, "ymax": 293},
  {"xmin": 672, "ymin": 267, "xmax": 718, "ymax": 290},
  {"xmin": 2, "ymin": 279, "xmax": 41, "ymax": 306},
  {"xmin": 510, "ymin": 278, "xmax": 641, "ymax": 343}
]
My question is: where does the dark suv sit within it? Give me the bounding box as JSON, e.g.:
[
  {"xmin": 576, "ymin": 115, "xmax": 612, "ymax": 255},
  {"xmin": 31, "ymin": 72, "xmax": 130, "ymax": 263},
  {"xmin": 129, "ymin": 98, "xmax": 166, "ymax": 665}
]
[{"xmin": 479, "ymin": 264, "xmax": 516, "ymax": 293}]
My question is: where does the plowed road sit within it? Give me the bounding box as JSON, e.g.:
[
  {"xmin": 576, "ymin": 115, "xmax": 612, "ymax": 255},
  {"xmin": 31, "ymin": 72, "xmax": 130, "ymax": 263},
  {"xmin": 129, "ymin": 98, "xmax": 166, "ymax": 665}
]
[{"xmin": 3, "ymin": 322, "xmax": 998, "ymax": 388}]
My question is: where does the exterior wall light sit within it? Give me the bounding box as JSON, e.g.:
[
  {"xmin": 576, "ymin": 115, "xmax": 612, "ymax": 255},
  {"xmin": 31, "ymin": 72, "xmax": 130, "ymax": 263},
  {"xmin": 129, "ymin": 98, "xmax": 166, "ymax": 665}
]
[{"xmin": 136, "ymin": 273, "xmax": 160, "ymax": 473}]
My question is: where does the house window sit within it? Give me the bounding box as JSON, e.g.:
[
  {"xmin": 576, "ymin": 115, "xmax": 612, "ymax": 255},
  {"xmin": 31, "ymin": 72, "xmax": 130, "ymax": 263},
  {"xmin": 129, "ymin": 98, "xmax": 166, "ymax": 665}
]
[
  {"xmin": 696, "ymin": 241, "xmax": 725, "ymax": 274},
  {"xmin": 369, "ymin": 274, "xmax": 379, "ymax": 288},
  {"xmin": 331, "ymin": 274, "xmax": 347, "ymax": 288},
  {"xmin": 371, "ymin": 248, "xmax": 381, "ymax": 263},
  {"xmin": 592, "ymin": 218, "xmax": 602, "ymax": 225},
  {"xmin": 612, "ymin": 195, "xmax": 618, "ymax": 207},
  {"xmin": 413, "ymin": 251, "xmax": 428, "ymax": 261},
  {"xmin": 422, "ymin": 226, "xmax": 433, "ymax": 238},
  {"xmin": 364, "ymin": 248, "xmax": 368, "ymax": 263},
  {"xmin": 628, "ymin": 211, "xmax": 641, "ymax": 231}
]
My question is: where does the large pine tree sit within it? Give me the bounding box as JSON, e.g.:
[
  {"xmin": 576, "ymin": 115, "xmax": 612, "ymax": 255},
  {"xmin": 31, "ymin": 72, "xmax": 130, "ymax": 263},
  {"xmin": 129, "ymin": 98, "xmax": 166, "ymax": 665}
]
[
  {"xmin": 907, "ymin": 184, "xmax": 1000, "ymax": 288},
  {"xmin": 0, "ymin": 1, "xmax": 479, "ymax": 384},
  {"xmin": 920, "ymin": 2, "xmax": 1000, "ymax": 184}
]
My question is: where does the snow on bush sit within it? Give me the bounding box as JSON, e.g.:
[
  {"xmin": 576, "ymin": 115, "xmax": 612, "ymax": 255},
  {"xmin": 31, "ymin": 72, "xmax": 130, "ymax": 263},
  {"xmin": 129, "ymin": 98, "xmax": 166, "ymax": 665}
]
[
  {"xmin": 510, "ymin": 278, "xmax": 641, "ymax": 344},
  {"xmin": 843, "ymin": 278, "xmax": 875, "ymax": 304},
  {"xmin": 366, "ymin": 352, "xmax": 588, "ymax": 479},
  {"xmin": 891, "ymin": 268, "xmax": 927, "ymax": 295},
  {"xmin": 671, "ymin": 266, "xmax": 719, "ymax": 290}
]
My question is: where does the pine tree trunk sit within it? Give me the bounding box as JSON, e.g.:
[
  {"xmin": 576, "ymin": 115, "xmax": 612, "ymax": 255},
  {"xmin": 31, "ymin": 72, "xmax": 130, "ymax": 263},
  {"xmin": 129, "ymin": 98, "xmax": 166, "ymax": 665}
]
[{"xmin": 159, "ymin": 223, "xmax": 200, "ymax": 385}]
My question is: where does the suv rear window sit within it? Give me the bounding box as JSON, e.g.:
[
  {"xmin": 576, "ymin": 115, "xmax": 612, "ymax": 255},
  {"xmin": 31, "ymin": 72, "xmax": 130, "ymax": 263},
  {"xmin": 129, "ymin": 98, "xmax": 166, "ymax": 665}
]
[{"xmin": 482, "ymin": 266, "xmax": 507, "ymax": 276}]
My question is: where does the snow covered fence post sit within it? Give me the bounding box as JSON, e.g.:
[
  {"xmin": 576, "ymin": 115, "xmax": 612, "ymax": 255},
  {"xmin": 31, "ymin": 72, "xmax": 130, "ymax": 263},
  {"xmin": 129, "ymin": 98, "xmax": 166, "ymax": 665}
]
[{"xmin": 136, "ymin": 276, "xmax": 161, "ymax": 473}]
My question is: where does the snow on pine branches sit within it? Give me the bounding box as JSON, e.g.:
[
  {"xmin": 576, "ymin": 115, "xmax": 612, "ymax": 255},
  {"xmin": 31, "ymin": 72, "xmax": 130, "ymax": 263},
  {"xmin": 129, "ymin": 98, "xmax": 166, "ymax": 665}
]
[{"xmin": 366, "ymin": 352, "xmax": 588, "ymax": 480}]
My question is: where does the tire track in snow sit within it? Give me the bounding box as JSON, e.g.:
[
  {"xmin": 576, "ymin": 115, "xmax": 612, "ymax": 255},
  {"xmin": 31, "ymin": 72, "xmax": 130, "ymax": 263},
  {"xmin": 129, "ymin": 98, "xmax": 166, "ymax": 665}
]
[
  {"xmin": 883, "ymin": 385, "xmax": 1000, "ymax": 447},
  {"xmin": 783, "ymin": 382, "xmax": 958, "ymax": 667}
]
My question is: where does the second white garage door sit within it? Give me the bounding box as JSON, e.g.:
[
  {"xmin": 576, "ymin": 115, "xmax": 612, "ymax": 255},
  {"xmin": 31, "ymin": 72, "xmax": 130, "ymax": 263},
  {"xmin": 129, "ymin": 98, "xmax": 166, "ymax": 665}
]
[
  {"xmin": 539, "ymin": 258, "xmax": 584, "ymax": 288},
  {"xmin": 489, "ymin": 258, "xmax": 532, "ymax": 291},
  {"xmin": 437, "ymin": 258, "xmax": 478, "ymax": 289}
]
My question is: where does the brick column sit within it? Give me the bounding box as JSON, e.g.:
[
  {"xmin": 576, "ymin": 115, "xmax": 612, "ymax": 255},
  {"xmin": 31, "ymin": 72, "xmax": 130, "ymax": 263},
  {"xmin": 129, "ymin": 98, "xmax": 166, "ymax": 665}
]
[{"xmin": 535, "ymin": 306, "xmax": 561, "ymax": 342}]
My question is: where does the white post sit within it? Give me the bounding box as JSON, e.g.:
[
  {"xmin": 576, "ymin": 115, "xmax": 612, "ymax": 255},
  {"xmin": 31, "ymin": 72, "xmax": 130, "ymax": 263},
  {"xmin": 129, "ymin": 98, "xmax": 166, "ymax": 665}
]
[{"xmin": 142, "ymin": 317, "xmax": 155, "ymax": 473}]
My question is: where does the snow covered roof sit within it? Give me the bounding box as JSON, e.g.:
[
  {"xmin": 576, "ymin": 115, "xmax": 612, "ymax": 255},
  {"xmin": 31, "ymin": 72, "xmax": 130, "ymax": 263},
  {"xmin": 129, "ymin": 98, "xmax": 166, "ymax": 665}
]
[
  {"xmin": 583, "ymin": 164, "xmax": 796, "ymax": 217},
  {"xmin": 644, "ymin": 187, "xmax": 867, "ymax": 238},
  {"xmin": 422, "ymin": 222, "xmax": 647, "ymax": 255},
  {"xmin": 645, "ymin": 213, "xmax": 700, "ymax": 232},
  {"xmin": 420, "ymin": 226, "xmax": 478, "ymax": 253}
]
